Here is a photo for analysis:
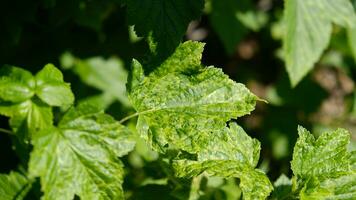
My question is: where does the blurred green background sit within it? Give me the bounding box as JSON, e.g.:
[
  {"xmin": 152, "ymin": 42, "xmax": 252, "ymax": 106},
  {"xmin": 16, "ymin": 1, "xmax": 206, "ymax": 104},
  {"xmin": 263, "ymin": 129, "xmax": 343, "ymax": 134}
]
[{"xmin": 1, "ymin": 0, "xmax": 355, "ymax": 199}]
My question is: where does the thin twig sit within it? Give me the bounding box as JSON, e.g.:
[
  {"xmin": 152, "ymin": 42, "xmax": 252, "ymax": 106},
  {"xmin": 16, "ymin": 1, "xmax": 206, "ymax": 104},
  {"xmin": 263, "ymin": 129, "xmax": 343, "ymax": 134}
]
[{"xmin": 0, "ymin": 128, "xmax": 14, "ymax": 136}]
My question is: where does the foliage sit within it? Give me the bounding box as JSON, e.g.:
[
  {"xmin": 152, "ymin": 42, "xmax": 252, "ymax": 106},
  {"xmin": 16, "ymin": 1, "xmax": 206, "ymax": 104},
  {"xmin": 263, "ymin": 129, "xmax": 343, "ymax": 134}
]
[
  {"xmin": 0, "ymin": 171, "xmax": 31, "ymax": 200},
  {"xmin": 125, "ymin": 0, "xmax": 204, "ymax": 57},
  {"xmin": 1, "ymin": 0, "xmax": 356, "ymax": 199},
  {"xmin": 0, "ymin": 65, "xmax": 73, "ymax": 142},
  {"xmin": 272, "ymin": 127, "xmax": 356, "ymax": 199},
  {"xmin": 284, "ymin": 0, "xmax": 356, "ymax": 86}
]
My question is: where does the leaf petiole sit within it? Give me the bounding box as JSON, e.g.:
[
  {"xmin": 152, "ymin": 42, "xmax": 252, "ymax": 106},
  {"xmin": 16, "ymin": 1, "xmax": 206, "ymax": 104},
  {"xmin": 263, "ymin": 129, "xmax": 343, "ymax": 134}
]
[
  {"xmin": 0, "ymin": 128, "xmax": 14, "ymax": 136},
  {"xmin": 119, "ymin": 112, "xmax": 140, "ymax": 124}
]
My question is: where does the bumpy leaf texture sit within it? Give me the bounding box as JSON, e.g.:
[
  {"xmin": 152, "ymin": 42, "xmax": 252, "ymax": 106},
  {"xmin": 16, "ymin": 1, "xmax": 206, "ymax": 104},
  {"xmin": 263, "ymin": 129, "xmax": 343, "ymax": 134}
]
[
  {"xmin": 29, "ymin": 102, "xmax": 135, "ymax": 200},
  {"xmin": 128, "ymin": 41, "xmax": 272, "ymax": 199},
  {"xmin": 0, "ymin": 171, "xmax": 31, "ymax": 200},
  {"xmin": 128, "ymin": 41, "xmax": 257, "ymax": 153},
  {"xmin": 291, "ymin": 126, "xmax": 356, "ymax": 199},
  {"xmin": 126, "ymin": 0, "xmax": 204, "ymax": 57},
  {"xmin": 284, "ymin": 0, "xmax": 356, "ymax": 86},
  {"xmin": 173, "ymin": 123, "xmax": 273, "ymax": 200},
  {"xmin": 0, "ymin": 64, "xmax": 74, "ymax": 139}
]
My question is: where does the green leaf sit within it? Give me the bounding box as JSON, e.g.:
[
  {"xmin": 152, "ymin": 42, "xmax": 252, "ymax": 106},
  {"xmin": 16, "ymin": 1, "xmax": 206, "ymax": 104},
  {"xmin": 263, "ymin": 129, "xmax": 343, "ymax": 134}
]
[
  {"xmin": 209, "ymin": 0, "xmax": 250, "ymax": 55},
  {"xmin": 271, "ymin": 174, "xmax": 293, "ymax": 200},
  {"xmin": 348, "ymin": 27, "xmax": 356, "ymax": 62},
  {"xmin": 284, "ymin": 0, "xmax": 356, "ymax": 86},
  {"xmin": 77, "ymin": 93, "xmax": 116, "ymax": 111},
  {"xmin": 128, "ymin": 41, "xmax": 257, "ymax": 153},
  {"xmin": 236, "ymin": 11, "xmax": 268, "ymax": 32},
  {"xmin": 59, "ymin": 101, "xmax": 135, "ymax": 157},
  {"xmin": 196, "ymin": 123, "xmax": 261, "ymax": 168},
  {"xmin": 0, "ymin": 64, "xmax": 74, "ymax": 139},
  {"xmin": 126, "ymin": 0, "xmax": 204, "ymax": 57},
  {"xmin": 291, "ymin": 126, "xmax": 350, "ymax": 179},
  {"xmin": 208, "ymin": 0, "xmax": 268, "ymax": 55},
  {"xmin": 0, "ymin": 171, "xmax": 31, "ymax": 200},
  {"xmin": 291, "ymin": 126, "xmax": 356, "ymax": 199},
  {"xmin": 172, "ymin": 123, "xmax": 272, "ymax": 200},
  {"xmin": 239, "ymin": 170, "xmax": 273, "ymax": 200},
  {"xmin": 29, "ymin": 102, "xmax": 135, "ymax": 200},
  {"xmin": 300, "ymin": 174, "xmax": 356, "ymax": 200},
  {"xmin": 0, "ymin": 99, "xmax": 53, "ymax": 141},
  {"xmin": 60, "ymin": 53, "xmax": 130, "ymax": 106},
  {"xmin": 35, "ymin": 64, "xmax": 74, "ymax": 107},
  {"xmin": 128, "ymin": 41, "xmax": 267, "ymax": 198},
  {"xmin": 0, "ymin": 66, "xmax": 35, "ymax": 103},
  {"xmin": 352, "ymin": 151, "xmax": 356, "ymax": 170}
]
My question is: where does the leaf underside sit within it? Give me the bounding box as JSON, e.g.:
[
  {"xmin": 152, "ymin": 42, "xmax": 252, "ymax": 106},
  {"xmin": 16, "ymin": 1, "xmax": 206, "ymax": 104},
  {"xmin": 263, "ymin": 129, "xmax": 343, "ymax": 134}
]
[
  {"xmin": 126, "ymin": 0, "xmax": 204, "ymax": 57},
  {"xmin": 284, "ymin": 0, "xmax": 356, "ymax": 86}
]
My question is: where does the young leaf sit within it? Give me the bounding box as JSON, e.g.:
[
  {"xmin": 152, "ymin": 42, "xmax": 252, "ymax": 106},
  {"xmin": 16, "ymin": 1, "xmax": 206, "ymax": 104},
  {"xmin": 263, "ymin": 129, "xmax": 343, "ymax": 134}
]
[
  {"xmin": 172, "ymin": 123, "xmax": 273, "ymax": 200},
  {"xmin": 0, "ymin": 171, "xmax": 31, "ymax": 200},
  {"xmin": 348, "ymin": 27, "xmax": 356, "ymax": 61},
  {"xmin": 0, "ymin": 65, "xmax": 73, "ymax": 139},
  {"xmin": 126, "ymin": 0, "xmax": 204, "ymax": 57},
  {"xmin": 284, "ymin": 0, "xmax": 356, "ymax": 86},
  {"xmin": 29, "ymin": 102, "xmax": 135, "ymax": 200},
  {"xmin": 291, "ymin": 126, "xmax": 350, "ymax": 179},
  {"xmin": 0, "ymin": 66, "xmax": 35, "ymax": 102},
  {"xmin": 128, "ymin": 41, "xmax": 257, "ymax": 153},
  {"xmin": 291, "ymin": 126, "xmax": 356, "ymax": 199},
  {"xmin": 60, "ymin": 53, "xmax": 130, "ymax": 107},
  {"xmin": 35, "ymin": 64, "xmax": 74, "ymax": 107}
]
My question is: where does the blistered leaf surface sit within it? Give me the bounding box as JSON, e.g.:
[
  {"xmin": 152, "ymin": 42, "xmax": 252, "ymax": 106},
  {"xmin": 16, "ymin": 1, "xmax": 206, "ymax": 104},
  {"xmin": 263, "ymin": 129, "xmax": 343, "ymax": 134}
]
[
  {"xmin": 173, "ymin": 123, "xmax": 272, "ymax": 200},
  {"xmin": 291, "ymin": 126, "xmax": 356, "ymax": 199},
  {"xmin": 29, "ymin": 102, "xmax": 135, "ymax": 200},
  {"xmin": 0, "ymin": 171, "xmax": 31, "ymax": 200},
  {"xmin": 129, "ymin": 41, "xmax": 257, "ymax": 153}
]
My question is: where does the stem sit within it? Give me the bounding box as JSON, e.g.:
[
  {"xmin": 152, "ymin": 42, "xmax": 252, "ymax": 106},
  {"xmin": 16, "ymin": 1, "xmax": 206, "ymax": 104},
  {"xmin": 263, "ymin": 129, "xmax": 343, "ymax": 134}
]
[
  {"xmin": 119, "ymin": 109, "xmax": 158, "ymax": 123},
  {"xmin": 119, "ymin": 101, "xmax": 222, "ymax": 124},
  {"xmin": 0, "ymin": 128, "xmax": 14, "ymax": 136},
  {"xmin": 188, "ymin": 174, "xmax": 204, "ymax": 200},
  {"xmin": 119, "ymin": 112, "xmax": 140, "ymax": 124}
]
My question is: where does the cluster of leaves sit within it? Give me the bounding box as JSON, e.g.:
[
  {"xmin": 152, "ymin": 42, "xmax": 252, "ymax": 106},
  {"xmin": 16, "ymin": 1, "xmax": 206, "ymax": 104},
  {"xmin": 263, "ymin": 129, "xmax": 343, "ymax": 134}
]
[
  {"xmin": 1, "ymin": 41, "xmax": 355, "ymax": 199},
  {"xmin": 1, "ymin": 0, "xmax": 356, "ymax": 199}
]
